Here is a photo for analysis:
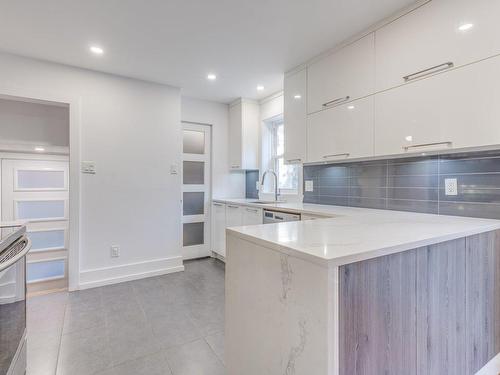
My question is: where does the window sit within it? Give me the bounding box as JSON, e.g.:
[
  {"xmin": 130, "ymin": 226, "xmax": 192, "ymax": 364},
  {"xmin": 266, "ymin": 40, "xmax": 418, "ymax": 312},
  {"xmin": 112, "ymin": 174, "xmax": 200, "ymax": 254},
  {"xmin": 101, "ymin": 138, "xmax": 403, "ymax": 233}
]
[{"xmin": 268, "ymin": 117, "xmax": 299, "ymax": 193}]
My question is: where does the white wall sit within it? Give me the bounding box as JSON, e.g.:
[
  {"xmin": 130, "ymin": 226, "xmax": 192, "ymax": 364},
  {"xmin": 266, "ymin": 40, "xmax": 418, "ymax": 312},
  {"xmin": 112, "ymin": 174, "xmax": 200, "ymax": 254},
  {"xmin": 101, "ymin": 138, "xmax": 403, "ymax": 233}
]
[
  {"xmin": 181, "ymin": 97, "xmax": 245, "ymax": 199},
  {"xmin": 0, "ymin": 52, "xmax": 182, "ymax": 288},
  {"xmin": 0, "ymin": 98, "xmax": 69, "ymax": 148}
]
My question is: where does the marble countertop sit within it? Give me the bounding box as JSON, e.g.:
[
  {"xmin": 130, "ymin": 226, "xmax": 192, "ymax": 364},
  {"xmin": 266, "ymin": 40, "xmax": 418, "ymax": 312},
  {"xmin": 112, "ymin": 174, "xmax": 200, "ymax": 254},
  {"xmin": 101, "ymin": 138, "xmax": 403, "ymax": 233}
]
[{"xmin": 215, "ymin": 198, "xmax": 500, "ymax": 266}]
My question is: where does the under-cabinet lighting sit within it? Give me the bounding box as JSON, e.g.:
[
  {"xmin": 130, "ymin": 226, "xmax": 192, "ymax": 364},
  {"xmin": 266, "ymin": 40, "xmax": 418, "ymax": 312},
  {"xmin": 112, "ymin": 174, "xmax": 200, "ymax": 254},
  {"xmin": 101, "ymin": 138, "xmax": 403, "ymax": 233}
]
[
  {"xmin": 294, "ymin": 94, "xmax": 302, "ymax": 99},
  {"xmin": 34, "ymin": 147, "xmax": 45, "ymax": 152},
  {"xmin": 347, "ymin": 105, "xmax": 355, "ymax": 110}
]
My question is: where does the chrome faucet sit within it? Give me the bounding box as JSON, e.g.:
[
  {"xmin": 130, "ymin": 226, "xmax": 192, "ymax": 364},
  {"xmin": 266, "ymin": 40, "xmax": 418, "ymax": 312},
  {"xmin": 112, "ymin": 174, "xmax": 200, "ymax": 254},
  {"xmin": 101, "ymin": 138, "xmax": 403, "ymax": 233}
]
[{"xmin": 261, "ymin": 170, "xmax": 280, "ymax": 202}]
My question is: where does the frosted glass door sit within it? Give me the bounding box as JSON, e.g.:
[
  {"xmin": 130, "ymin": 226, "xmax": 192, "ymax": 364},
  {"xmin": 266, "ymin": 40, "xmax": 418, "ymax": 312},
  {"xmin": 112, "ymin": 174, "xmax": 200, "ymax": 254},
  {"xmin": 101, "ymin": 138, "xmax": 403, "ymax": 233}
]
[
  {"xmin": 1, "ymin": 158, "xmax": 69, "ymax": 294},
  {"xmin": 182, "ymin": 123, "xmax": 211, "ymax": 260}
]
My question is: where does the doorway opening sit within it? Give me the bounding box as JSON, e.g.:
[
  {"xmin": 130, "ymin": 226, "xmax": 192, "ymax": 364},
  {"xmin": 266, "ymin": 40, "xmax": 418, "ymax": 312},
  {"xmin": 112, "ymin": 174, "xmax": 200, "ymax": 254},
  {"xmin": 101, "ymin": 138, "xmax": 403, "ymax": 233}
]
[{"xmin": 0, "ymin": 96, "xmax": 70, "ymax": 296}]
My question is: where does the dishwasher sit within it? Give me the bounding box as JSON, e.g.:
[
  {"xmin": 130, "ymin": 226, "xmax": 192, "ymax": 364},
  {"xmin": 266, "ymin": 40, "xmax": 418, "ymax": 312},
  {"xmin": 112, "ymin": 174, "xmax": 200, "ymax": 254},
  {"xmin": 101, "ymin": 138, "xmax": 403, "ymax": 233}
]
[{"xmin": 263, "ymin": 209, "xmax": 301, "ymax": 224}]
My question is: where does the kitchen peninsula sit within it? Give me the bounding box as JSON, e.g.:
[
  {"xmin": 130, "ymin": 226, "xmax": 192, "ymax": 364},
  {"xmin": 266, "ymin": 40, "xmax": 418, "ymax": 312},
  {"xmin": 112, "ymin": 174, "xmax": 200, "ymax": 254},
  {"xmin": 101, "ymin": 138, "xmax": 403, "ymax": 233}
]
[{"xmin": 224, "ymin": 205, "xmax": 500, "ymax": 375}]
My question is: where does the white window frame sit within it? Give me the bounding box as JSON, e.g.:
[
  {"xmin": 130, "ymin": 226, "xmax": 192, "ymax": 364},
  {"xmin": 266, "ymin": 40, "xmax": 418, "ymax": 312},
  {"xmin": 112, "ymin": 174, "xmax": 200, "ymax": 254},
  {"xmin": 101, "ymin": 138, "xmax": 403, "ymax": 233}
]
[{"xmin": 265, "ymin": 116, "xmax": 299, "ymax": 195}]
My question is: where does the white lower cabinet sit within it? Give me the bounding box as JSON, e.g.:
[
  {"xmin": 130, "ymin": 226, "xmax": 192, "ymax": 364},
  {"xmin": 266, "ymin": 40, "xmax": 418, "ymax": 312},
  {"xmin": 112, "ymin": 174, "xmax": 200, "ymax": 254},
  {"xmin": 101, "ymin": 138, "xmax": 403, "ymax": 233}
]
[
  {"xmin": 211, "ymin": 202, "xmax": 264, "ymax": 259},
  {"xmin": 225, "ymin": 204, "xmax": 243, "ymax": 227},
  {"xmin": 211, "ymin": 202, "xmax": 226, "ymax": 257},
  {"xmin": 242, "ymin": 207, "xmax": 263, "ymax": 225},
  {"xmin": 307, "ymin": 96, "xmax": 374, "ymax": 163},
  {"xmin": 374, "ymin": 54, "xmax": 500, "ymax": 156}
]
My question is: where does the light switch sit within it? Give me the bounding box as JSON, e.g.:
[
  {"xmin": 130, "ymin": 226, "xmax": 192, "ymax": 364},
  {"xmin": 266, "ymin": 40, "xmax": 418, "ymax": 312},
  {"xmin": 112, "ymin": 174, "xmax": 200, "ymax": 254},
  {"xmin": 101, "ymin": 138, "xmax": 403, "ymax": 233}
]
[
  {"xmin": 305, "ymin": 180, "xmax": 314, "ymax": 192},
  {"xmin": 256, "ymin": 181, "xmax": 260, "ymax": 191},
  {"xmin": 170, "ymin": 164, "xmax": 178, "ymax": 175},
  {"xmin": 81, "ymin": 161, "xmax": 96, "ymax": 174},
  {"xmin": 445, "ymin": 178, "xmax": 458, "ymax": 196}
]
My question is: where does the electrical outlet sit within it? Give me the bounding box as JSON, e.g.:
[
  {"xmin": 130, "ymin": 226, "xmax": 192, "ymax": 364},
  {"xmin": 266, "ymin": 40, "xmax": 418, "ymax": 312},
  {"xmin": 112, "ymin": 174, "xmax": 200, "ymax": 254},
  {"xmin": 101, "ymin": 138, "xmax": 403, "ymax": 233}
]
[
  {"xmin": 445, "ymin": 178, "xmax": 458, "ymax": 196},
  {"xmin": 305, "ymin": 180, "xmax": 314, "ymax": 192},
  {"xmin": 110, "ymin": 245, "xmax": 120, "ymax": 258}
]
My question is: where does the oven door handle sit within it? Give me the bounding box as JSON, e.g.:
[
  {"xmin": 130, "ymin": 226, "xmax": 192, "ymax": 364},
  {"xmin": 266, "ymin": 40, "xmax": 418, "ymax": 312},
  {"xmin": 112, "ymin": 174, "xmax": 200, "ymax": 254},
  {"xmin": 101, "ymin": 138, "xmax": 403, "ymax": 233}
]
[{"xmin": 0, "ymin": 236, "xmax": 31, "ymax": 272}]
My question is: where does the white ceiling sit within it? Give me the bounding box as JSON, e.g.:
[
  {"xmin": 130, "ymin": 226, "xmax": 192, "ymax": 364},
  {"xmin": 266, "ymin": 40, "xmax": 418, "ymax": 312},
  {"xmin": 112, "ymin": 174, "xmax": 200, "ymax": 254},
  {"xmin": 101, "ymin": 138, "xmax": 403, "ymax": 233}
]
[{"xmin": 0, "ymin": 0, "xmax": 417, "ymax": 103}]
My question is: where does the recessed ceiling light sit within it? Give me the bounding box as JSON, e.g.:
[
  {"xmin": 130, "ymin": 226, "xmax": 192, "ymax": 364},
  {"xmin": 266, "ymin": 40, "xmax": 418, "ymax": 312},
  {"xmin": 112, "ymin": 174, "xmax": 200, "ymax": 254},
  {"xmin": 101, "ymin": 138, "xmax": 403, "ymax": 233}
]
[
  {"xmin": 34, "ymin": 147, "xmax": 45, "ymax": 152},
  {"xmin": 90, "ymin": 45, "xmax": 104, "ymax": 55},
  {"xmin": 294, "ymin": 94, "xmax": 302, "ymax": 99},
  {"xmin": 458, "ymin": 23, "xmax": 474, "ymax": 32},
  {"xmin": 347, "ymin": 105, "xmax": 355, "ymax": 110},
  {"xmin": 405, "ymin": 135, "xmax": 413, "ymax": 142},
  {"xmin": 207, "ymin": 73, "xmax": 217, "ymax": 81},
  {"xmin": 257, "ymin": 85, "xmax": 264, "ymax": 91}
]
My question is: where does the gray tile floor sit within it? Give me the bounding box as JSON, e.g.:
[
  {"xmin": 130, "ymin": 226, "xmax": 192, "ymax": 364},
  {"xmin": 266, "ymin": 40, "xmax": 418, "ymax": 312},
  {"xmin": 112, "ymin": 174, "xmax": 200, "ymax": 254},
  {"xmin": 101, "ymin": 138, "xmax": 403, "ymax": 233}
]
[{"xmin": 27, "ymin": 258, "xmax": 226, "ymax": 375}]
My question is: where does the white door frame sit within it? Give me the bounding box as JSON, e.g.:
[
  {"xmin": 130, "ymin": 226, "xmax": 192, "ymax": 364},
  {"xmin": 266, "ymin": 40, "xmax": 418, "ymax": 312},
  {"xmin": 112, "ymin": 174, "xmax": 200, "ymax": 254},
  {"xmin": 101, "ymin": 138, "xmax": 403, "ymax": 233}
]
[{"xmin": 0, "ymin": 86, "xmax": 81, "ymax": 291}]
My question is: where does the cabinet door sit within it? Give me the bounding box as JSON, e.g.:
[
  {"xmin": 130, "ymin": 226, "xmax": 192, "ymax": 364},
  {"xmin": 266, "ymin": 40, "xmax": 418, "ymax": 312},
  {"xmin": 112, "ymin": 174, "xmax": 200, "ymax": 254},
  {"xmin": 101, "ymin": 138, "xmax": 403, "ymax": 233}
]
[
  {"xmin": 307, "ymin": 33, "xmax": 375, "ymax": 114},
  {"xmin": 229, "ymin": 102, "xmax": 242, "ymax": 170},
  {"xmin": 211, "ymin": 202, "xmax": 226, "ymax": 256},
  {"xmin": 307, "ymin": 96, "xmax": 374, "ymax": 163},
  {"xmin": 284, "ymin": 68, "xmax": 307, "ymax": 164},
  {"xmin": 374, "ymin": 54, "xmax": 500, "ymax": 156},
  {"xmin": 376, "ymin": 0, "xmax": 500, "ymax": 92},
  {"xmin": 226, "ymin": 204, "xmax": 243, "ymax": 227},
  {"xmin": 242, "ymin": 207, "xmax": 263, "ymax": 226}
]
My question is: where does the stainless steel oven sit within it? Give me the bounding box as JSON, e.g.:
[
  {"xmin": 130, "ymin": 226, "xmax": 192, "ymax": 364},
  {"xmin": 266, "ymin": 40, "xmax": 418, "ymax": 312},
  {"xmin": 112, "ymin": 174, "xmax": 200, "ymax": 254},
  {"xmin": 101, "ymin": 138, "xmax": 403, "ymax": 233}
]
[{"xmin": 0, "ymin": 224, "xmax": 30, "ymax": 375}]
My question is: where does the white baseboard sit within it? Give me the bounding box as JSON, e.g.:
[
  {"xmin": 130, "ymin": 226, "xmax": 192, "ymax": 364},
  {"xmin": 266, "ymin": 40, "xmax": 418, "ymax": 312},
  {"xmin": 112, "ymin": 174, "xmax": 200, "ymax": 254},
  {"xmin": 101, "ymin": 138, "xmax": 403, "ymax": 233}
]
[{"xmin": 78, "ymin": 256, "xmax": 184, "ymax": 290}]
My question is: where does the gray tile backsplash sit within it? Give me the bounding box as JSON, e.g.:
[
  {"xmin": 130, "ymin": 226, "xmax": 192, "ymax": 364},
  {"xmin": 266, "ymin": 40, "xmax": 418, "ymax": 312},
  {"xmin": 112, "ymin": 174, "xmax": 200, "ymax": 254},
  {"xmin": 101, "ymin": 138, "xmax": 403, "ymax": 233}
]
[
  {"xmin": 245, "ymin": 170, "xmax": 259, "ymax": 199},
  {"xmin": 303, "ymin": 150, "xmax": 500, "ymax": 219}
]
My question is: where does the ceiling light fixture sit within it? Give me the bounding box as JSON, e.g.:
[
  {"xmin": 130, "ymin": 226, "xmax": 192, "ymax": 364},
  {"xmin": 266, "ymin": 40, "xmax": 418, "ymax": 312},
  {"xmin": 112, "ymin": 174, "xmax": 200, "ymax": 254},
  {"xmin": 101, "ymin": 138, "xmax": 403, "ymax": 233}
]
[
  {"xmin": 458, "ymin": 23, "xmax": 474, "ymax": 32},
  {"xmin": 405, "ymin": 135, "xmax": 413, "ymax": 142},
  {"xmin": 34, "ymin": 147, "xmax": 45, "ymax": 152},
  {"xmin": 257, "ymin": 85, "xmax": 264, "ymax": 91},
  {"xmin": 347, "ymin": 105, "xmax": 355, "ymax": 110},
  {"xmin": 294, "ymin": 94, "xmax": 302, "ymax": 99},
  {"xmin": 207, "ymin": 73, "xmax": 217, "ymax": 81},
  {"xmin": 89, "ymin": 45, "xmax": 104, "ymax": 55}
]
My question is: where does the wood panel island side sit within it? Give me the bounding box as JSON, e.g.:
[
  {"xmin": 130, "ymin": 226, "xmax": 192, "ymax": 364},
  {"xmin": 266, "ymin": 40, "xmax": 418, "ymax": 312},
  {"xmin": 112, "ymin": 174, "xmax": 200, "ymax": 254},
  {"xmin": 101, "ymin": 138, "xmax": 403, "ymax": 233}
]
[{"xmin": 224, "ymin": 211, "xmax": 500, "ymax": 375}]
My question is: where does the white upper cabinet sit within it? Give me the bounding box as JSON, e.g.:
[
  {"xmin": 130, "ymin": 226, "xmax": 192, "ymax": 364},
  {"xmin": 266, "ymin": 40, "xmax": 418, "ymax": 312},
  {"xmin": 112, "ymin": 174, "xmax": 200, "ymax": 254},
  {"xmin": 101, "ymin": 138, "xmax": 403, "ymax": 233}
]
[
  {"xmin": 229, "ymin": 99, "xmax": 259, "ymax": 170},
  {"xmin": 284, "ymin": 68, "xmax": 307, "ymax": 164},
  {"xmin": 307, "ymin": 33, "xmax": 375, "ymax": 114},
  {"xmin": 375, "ymin": 0, "xmax": 500, "ymax": 92},
  {"xmin": 307, "ymin": 96, "xmax": 374, "ymax": 163},
  {"xmin": 374, "ymin": 54, "xmax": 500, "ymax": 156}
]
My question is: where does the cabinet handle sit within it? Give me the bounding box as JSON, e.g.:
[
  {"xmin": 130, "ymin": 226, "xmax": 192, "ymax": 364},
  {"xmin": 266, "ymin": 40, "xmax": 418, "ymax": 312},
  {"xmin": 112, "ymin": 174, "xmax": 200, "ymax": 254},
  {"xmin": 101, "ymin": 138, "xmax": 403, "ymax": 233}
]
[
  {"xmin": 323, "ymin": 153, "xmax": 350, "ymax": 160},
  {"xmin": 246, "ymin": 208, "xmax": 259, "ymax": 213},
  {"xmin": 403, "ymin": 62, "xmax": 454, "ymax": 82},
  {"xmin": 213, "ymin": 203, "xmax": 224, "ymax": 207},
  {"xmin": 322, "ymin": 96, "xmax": 350, "ymax": 108},
  {"xmin": 286, "ymin": 158, "xmax": 302, "ymax": 163},
  {"xmin": 231, "ymin": 165, "xmax": 240, "ymax": 169},
  {"xmin": 403, "ymin": 141, "xmax": 452, "ymax": 151},
  {"xmin": 227, "ymin": 205, "xmax": 239, "ymax": 209}
]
